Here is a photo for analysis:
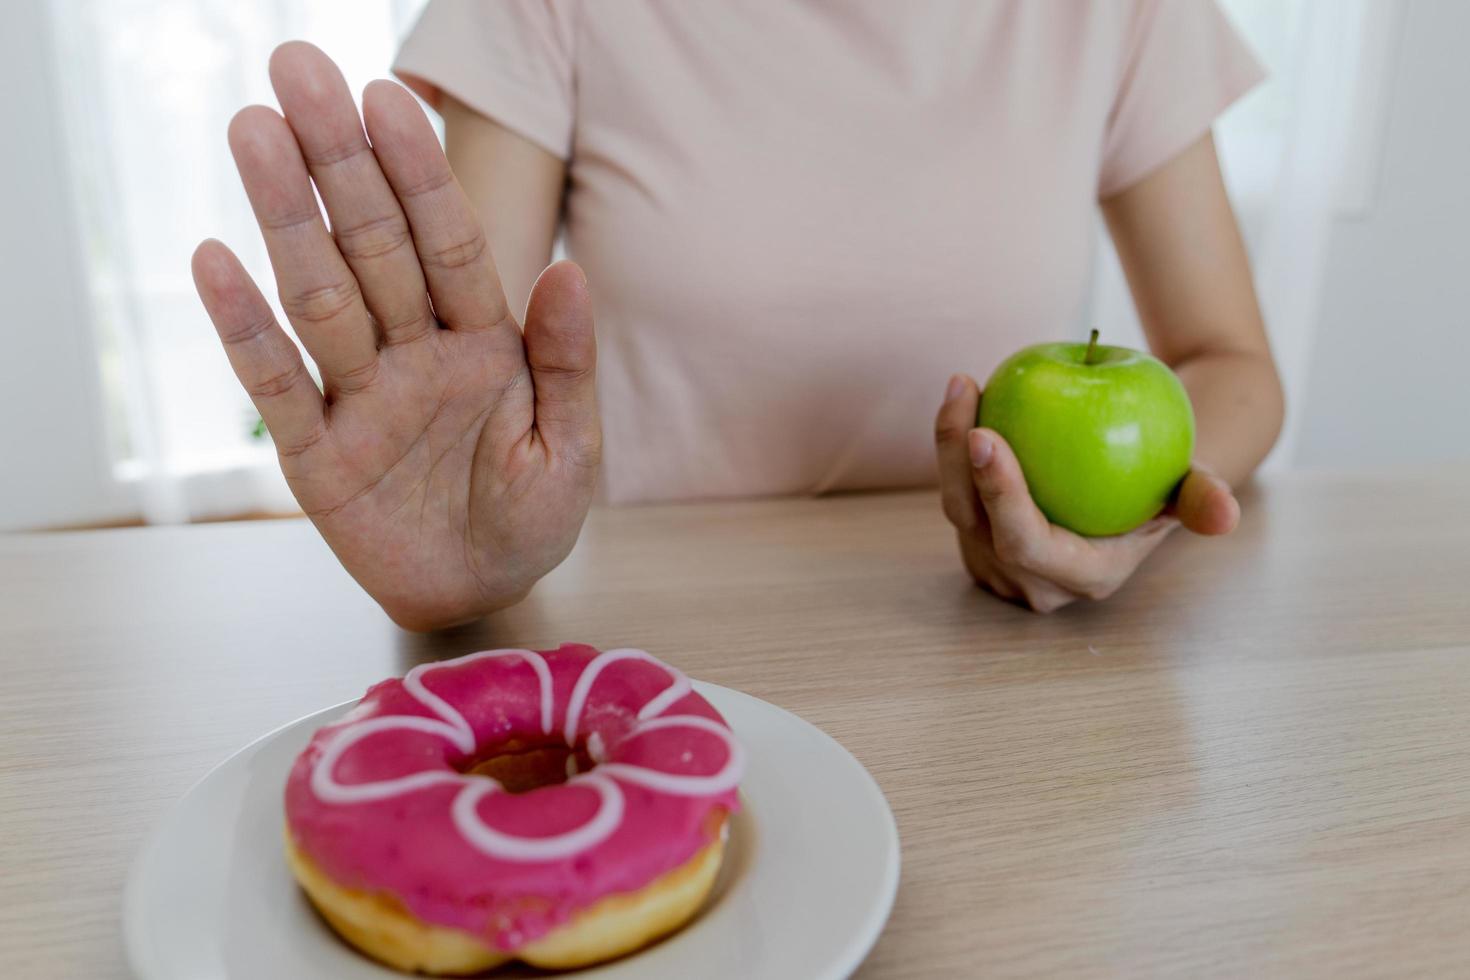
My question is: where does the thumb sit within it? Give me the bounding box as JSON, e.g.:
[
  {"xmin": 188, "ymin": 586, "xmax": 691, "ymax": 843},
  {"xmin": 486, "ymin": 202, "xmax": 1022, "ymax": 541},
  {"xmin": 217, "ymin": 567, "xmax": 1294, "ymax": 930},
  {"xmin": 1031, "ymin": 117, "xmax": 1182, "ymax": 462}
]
[
  {"xmin": 1173, "ymin": 466, "xmax": 1239, "ymax": 535},
  {"xmin": 524, "ymin": 260, "xmax": 601, "ymax": 470}
]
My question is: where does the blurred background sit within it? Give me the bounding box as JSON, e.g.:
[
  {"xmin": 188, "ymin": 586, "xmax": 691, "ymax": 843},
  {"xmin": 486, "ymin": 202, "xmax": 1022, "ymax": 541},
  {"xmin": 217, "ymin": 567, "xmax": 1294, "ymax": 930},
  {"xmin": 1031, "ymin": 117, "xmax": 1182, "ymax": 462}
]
[{"xmin": 1, "ymin": 0, "xmax": 1466, "ymax": 531}]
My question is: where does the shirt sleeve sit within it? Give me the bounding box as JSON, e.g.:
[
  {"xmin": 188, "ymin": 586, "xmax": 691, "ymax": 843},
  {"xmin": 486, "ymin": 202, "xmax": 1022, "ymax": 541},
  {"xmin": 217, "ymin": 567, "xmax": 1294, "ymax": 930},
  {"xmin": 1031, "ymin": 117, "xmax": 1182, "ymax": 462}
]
[
  {"xmin": 1097, "ymin": 0, "xmax": 1265, "ymax": 198},
  {"xmin": 393, "ymin": 0, "xmax": 578, "ymax": 160}
]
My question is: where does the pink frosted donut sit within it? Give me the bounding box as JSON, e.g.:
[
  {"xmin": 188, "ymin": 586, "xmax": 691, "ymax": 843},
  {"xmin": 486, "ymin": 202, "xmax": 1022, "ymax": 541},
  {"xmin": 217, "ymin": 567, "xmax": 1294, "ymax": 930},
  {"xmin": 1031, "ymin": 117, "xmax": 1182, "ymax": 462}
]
[{"xmin": 284, "ymin": 644, "xmax": 744, "ymax": 972}]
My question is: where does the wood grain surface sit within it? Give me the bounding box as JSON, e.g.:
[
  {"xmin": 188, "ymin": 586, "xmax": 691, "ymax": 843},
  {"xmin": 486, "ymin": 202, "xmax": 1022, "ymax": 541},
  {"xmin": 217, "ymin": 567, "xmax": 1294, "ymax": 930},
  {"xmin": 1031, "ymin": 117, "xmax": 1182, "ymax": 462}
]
[{"xmin": 2, "ymin": 467, "xmax": 1468, "ymax": 978}]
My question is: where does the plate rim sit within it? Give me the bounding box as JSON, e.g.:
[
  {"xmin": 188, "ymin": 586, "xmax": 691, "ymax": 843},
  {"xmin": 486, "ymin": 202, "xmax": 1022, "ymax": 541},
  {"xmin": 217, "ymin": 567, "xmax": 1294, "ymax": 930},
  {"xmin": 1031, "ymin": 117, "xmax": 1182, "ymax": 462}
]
[{"xmin": 124, "ymin": 682, "xmax": 900, "ymax": 980}]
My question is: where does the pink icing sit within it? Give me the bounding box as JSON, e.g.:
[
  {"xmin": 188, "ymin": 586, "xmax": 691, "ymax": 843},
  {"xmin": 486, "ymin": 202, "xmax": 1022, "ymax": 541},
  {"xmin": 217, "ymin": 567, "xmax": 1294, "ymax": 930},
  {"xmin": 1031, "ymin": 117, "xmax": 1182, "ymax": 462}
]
[{"xmin": 284, "ymin": 644, "xmax": 744, "ymax": 951}]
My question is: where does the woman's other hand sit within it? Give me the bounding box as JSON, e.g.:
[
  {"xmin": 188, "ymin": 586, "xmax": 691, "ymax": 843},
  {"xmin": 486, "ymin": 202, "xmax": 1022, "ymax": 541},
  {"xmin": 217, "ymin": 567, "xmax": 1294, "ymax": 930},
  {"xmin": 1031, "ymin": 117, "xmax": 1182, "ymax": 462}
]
[{"xmin": 934, "ymin": 374, "xmax": 1238, "ymax": 613}]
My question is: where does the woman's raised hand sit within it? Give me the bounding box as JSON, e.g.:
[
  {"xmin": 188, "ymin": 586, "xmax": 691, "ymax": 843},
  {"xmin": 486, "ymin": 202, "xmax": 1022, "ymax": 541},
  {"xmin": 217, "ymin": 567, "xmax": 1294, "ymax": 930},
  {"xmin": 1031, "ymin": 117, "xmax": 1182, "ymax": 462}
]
[{"xmin": 192, "ymin": 42, "xmax": 600, "ymax": 630}]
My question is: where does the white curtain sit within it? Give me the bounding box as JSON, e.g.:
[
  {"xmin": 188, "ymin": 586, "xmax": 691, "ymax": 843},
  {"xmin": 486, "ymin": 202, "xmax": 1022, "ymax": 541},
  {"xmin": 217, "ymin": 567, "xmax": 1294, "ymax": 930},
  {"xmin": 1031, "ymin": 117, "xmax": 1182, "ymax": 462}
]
[{"xmin": 50, "ymin": 0, "xmax": 1387, "ymax": 522}]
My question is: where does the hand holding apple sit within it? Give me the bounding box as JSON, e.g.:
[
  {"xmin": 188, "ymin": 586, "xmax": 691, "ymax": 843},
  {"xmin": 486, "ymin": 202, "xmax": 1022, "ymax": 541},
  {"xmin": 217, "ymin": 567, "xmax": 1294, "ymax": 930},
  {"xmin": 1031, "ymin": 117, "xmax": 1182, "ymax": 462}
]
[{"xmin": 933, "ymin": 334, "xmax": 1239, "ymax": 613}]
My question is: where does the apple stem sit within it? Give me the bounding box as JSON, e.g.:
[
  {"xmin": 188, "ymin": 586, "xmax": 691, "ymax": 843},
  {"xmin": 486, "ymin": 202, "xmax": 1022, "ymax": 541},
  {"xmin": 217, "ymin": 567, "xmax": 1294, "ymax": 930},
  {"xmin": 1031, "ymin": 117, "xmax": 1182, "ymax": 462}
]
[{"xmin": 1084, "ymin": 328, "xmax": 1101, "ymax": 365}]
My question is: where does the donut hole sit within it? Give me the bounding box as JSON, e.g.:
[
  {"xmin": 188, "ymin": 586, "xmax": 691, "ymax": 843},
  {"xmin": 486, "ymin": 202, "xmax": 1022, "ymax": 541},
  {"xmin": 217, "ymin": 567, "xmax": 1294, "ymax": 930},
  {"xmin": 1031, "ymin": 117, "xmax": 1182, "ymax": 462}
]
[{"xmin": 459, "ymin": 738, "xmax": 597, "ymax": 794}]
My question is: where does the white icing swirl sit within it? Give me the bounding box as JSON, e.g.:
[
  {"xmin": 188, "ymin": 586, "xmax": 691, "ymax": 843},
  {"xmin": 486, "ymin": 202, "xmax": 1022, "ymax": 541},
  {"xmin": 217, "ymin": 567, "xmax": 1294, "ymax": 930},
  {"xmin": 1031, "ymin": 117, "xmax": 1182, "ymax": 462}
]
[
  {"xmin": 309, "ymin": 647, "xmax": 741, "ymax": 863},
  {"xmin": 311, "ymin": 716, "xmax": 465, "ymax": 804},
  {"xmin": 403, "ymin": 648, "xmax": 554, "ymax": 749},
  {"xmin": 562, "ymin": 647, "xmax": 693, "ymax": 746},
  {"xmin": 452, "ymin": 772, "xmax": 626, "ymax": 863},
  {"xmin": 598, "ymin": 715, "xmax": 747, "ymax": 796}
]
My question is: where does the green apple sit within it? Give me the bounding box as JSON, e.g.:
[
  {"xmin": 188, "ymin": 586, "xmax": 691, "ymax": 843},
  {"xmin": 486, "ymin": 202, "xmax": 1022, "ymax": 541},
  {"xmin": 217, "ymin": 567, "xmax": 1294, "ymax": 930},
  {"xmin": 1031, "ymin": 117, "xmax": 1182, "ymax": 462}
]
[{"xmin": 977, "ymin": 330, "xmax": 1194, "ymax": 537}]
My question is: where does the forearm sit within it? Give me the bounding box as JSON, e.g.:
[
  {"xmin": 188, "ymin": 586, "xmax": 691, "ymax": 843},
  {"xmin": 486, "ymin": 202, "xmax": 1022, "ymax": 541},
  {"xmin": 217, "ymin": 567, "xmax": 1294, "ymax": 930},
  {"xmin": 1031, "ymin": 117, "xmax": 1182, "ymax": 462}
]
[
  {"xmin": 1099, "ymin": 133, "xmax": 1283, "ymax": 489},
  {"xmin": 1172, "ymin": 347, "xmax": 1283, "ymax": 486},
  {"xmin": 441, "ymin": 95, "xmax": 564, "ymax": 318}
]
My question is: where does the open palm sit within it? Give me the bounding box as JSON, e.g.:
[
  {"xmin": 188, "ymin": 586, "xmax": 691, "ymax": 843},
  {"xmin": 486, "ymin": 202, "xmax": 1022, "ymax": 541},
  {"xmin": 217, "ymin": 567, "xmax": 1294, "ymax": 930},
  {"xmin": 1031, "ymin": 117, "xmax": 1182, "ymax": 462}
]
[{"xmin": 192, "ymin": 43, "xmax": 599, "ymax": 630}]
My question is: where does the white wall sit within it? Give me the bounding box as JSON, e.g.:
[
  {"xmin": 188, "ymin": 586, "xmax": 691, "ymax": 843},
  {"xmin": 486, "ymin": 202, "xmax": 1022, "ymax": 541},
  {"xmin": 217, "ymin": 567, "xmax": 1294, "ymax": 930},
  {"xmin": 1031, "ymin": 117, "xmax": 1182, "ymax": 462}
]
[
  {"xmin": 0, "ymin": 0, "xmax": 133, "ymax": 529},
  {"xmin": 1293, "ymin": 0, "xmax": 1470, "ymax": 468}
]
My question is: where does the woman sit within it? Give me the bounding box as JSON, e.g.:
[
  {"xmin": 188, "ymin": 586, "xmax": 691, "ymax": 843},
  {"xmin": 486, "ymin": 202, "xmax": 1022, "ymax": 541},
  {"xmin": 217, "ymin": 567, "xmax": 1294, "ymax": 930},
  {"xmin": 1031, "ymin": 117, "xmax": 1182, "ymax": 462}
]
[{"xmin": 191, "ymin": 1, "xmax": 1282, "ymax": 629}]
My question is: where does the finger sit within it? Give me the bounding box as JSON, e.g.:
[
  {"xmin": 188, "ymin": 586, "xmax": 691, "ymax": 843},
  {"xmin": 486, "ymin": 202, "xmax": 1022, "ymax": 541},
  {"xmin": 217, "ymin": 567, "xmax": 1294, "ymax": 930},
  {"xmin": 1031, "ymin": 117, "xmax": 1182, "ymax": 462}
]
[
  {"xmin": 934, "ymin": 375, "xmax": 986, "ymax": 532},
  {"xmin": 956, "ymin": 533, "xmax": 1014, "ymax": 599},
  {"xmin": 192, "ymin": 239, "xmax": 325, "ymax": 456},
  {"xmin": 269, "ymin": 42, "xmax": 433, "ymax": 346},
  {"xmin": 957, "ymin": 522, "xmax": 1079, "ymax": 612},
  {"xmin": 1015, "ymin": 582, "xmax": 1076, "ymax": 615},
  {"xmin": 228, "ymin": 105, "xmax": 380, "ymax": 395},
  {"xmin": 1173, "ymin": 466, "xmax": 1240, "ymax": 535},
  {"xmin": 524, "ymin": 261, "xmax": 601, "ymax": 471},
  {"xmin": 969, "ymin": 428, "xmax": 1113, "ymax": 596},
  {"xmin": 361, "ymin": 79, "xmax": 514, "ymax": 337}
]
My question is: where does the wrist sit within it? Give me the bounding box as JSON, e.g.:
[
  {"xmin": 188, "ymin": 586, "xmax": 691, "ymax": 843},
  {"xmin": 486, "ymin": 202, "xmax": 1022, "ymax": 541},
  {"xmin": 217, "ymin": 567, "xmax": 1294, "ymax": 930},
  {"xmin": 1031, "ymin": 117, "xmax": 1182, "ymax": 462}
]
[{"xmin": 378, "ymin": 581, "xmax": 534, "ymax": 633}]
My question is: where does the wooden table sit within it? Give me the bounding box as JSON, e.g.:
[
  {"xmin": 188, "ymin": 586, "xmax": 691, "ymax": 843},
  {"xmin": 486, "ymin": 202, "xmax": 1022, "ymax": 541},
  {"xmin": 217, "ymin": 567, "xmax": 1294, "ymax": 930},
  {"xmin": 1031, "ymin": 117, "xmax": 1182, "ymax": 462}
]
[{"xmin": 3, "ymin": 467, "xmax": 1469, "ymax": 978}]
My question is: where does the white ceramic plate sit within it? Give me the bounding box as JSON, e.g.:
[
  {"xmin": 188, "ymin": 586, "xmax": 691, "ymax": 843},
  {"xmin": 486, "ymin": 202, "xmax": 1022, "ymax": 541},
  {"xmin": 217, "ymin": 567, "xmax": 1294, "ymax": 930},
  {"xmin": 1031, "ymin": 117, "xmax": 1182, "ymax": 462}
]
[{"xmin": 125, "ymin": 683, "xmax": 899, "ymax": 980}]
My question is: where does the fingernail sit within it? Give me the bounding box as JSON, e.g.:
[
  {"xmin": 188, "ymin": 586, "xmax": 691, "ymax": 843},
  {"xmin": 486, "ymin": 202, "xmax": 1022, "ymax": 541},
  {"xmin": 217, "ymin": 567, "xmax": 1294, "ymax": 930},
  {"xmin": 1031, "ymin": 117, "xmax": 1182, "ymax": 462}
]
[
  {"xmin": 945, "ymin": 375, "xmax": 966, "ymax": 402},
  {"xmin": 968, "ymin": 429, "xmax": 993, "ymax": 468}
]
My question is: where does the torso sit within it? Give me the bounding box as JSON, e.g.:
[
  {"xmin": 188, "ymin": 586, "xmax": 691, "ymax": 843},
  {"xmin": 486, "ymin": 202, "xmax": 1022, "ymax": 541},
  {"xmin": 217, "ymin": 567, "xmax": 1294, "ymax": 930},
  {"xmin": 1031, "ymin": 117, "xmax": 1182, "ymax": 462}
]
[{"xmin": 562, "ymin": 2, "xmax": 1131, "ymax": 502}]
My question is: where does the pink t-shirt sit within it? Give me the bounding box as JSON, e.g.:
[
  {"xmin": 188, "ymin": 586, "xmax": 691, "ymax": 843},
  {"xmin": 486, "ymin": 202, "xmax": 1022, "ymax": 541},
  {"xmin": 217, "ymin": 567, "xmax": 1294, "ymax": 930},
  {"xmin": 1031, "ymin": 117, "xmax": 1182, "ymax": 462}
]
[{"xmin": 395, "ymin": 1, "xmax": 1261, "ymax": 505}]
